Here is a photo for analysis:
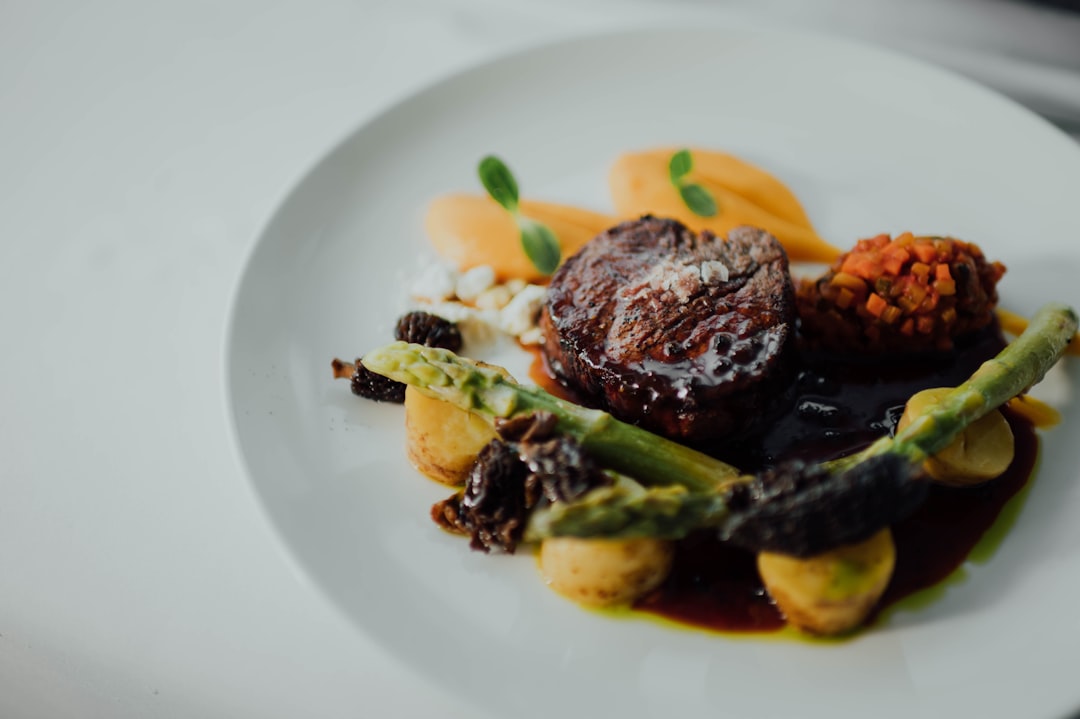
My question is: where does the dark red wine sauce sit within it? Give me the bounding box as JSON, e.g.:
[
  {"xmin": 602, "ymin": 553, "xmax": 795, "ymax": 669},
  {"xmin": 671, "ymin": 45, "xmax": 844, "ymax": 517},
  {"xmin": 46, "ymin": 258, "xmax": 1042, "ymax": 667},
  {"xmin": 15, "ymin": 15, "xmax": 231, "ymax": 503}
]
[{"xmin": 527, "ymin": 327, "xmax": 1040, "ymax": 635}]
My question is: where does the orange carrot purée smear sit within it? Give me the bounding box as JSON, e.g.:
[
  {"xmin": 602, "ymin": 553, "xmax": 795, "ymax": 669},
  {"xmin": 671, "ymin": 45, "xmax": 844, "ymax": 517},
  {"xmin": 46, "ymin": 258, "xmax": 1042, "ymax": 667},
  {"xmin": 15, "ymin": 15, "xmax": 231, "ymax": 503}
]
[
  {"xmin": 1007, "ymin": 395, "xmax": 1062, "ymax": 428},
  {"xmin": 997, "ymin": 307, "xmax": 1080, "ymax": 357}
]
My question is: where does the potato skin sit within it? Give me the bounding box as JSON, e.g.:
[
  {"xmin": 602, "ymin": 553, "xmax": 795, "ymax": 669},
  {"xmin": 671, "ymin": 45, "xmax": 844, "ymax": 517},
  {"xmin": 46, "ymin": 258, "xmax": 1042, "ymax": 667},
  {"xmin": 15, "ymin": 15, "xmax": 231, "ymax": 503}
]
[
  {"xmin": 404, "ymin": 385, "xmax": 497, "ymax": 485},
  {"xmin": 757, "ymin": 528, "xmax": 895, "ymax": 635},
  {"xmin": 539, "ymin": 537, "xmax": 674, "ymax": 607}
]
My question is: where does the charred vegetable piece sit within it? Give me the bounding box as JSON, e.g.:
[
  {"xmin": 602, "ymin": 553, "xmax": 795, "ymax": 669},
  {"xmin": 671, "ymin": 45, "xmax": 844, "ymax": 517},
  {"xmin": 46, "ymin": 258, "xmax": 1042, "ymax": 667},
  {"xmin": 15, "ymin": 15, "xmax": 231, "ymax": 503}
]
[
  {"xmin": 331, "ymin": 358, "xmax": 406, "ymax": 403},
  {"xmin": 797, "ymin": 233, "xmax": 1006, "ymax": 353},
  {"xmin": 432, "ymin": 440, "xmax": 535, "ymax": 552},
  {"xmin": 431, "ymin": 413, "xmax": 611, "ymax": 553},
  {"xmin": 332, "ymin": 313, "xmax": 463, "ymax": 404},
  {"xmin": 524, "ymin": 453, "xmax": 924, "ymax": 557},
  {"xmin": 719, "ymin": 454, "xmax": 925, "ymax": 556},
  {"xmin": 395, "ymin": 311, "xmax": 463, "ymax": 352}
]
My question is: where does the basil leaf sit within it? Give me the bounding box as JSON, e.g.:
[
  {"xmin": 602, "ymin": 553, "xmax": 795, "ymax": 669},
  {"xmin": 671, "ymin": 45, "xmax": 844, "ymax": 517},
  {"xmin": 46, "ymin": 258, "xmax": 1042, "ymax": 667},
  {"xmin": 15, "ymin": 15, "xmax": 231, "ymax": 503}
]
[
  {"xmin": 477, "ymin": 155, "xmax": 520, "ymax": 213},
  {"xmin": 679, "ymin": 183, "xmax": 718, "ymax": 217},
  {"xmin": 668, "ymin": 148, "xmax": 693, "ymax": 184},
  {"xmin": 518, "ymin": 217, "xmax": 561, "ymax": 275}
]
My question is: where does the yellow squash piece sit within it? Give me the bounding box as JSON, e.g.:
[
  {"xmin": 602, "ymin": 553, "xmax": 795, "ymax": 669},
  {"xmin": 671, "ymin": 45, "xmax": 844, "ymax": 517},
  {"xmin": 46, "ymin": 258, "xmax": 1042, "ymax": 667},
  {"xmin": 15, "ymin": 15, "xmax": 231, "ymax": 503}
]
[
  {"xmin": 897, "ymin": 387, "xmax": 1015, "ymax": 486},
  {"xmin": 757, "ymin": 528, "xmax": 895, "ymax": 636},
  {"xmin": 608, "ymin": 147, "xmax": 842, "ymax": 263},
  {"xmin": 425, "ymin": 193, "xmax": 616, "ymax": 283}
]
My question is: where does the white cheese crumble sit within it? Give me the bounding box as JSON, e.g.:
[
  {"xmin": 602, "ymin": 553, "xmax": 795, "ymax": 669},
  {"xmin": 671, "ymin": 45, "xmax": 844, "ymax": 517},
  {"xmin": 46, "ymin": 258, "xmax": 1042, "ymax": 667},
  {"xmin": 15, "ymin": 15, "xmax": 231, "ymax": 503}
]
[
  {"xmin": 410, "ymin": 262, "xmax": 547, "ymax": 346},
  {"xmin": 455, "ymin": 265, "xmax": 496, "ymax": 302},
  {"xmin": 410, "ymin": 262, "xmax": 457, "ymax": 302},
  {"xmin": 499, "ymin": 284, "xmax": 547, "ymax": 337}
]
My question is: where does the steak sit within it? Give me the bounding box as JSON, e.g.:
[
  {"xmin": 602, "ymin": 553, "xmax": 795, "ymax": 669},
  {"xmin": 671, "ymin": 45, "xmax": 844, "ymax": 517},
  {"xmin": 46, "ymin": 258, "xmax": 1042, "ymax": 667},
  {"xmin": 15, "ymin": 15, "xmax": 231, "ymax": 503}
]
[{"xmin": 540, "ymin": 216, "xmax": 797, "ymax": 444}]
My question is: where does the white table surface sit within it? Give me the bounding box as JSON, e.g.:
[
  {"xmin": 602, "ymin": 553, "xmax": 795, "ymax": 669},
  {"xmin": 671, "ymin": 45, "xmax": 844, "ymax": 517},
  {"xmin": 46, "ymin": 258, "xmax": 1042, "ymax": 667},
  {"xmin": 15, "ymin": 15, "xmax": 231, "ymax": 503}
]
[{"xmin": 4, "ymin": 1, "xmax": 1079, "ymax": 718}]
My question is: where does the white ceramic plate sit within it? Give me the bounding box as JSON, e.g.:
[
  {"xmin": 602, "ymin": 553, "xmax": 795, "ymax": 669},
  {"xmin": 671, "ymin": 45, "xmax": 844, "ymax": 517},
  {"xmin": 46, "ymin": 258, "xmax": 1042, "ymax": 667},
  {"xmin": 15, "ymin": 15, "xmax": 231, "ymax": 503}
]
[{"xmin": 226, "ymin": 27, "xmax": 1080, "ymax": 719}]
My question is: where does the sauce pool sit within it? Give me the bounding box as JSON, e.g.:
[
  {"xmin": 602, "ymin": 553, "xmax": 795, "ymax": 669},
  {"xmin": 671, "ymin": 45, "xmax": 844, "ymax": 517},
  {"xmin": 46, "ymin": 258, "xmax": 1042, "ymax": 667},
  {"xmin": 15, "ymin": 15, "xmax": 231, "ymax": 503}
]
[{"xmin": 527, "ymin": 327, "xmax": 1040, "ymax": 634}]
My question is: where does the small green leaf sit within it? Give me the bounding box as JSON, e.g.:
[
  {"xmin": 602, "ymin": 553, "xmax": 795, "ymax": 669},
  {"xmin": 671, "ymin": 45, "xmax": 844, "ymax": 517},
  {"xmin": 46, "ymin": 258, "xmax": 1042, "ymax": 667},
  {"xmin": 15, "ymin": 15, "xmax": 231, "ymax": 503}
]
[
  {"xmin": 477, "ymin": 155, "xmax": 520, "ymax": 213},
  {"xmin": 518, "ymin": 217, "xmax": 561, "ymax": 275},
  {"xmin": 679, "ymin": 183, "xmax": 718, "ymax": 217},
  {"xmin": 668, "ymin": 148, "xmax": 693, "ymax": 184}
]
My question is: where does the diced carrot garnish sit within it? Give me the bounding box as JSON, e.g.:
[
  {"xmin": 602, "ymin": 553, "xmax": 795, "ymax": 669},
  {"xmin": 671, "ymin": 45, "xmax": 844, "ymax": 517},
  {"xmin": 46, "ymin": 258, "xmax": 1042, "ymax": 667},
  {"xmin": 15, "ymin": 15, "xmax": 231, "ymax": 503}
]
[
  {"xmin": 900, "ymin": 318, "xmax": 915, "ymax": 336},
  {"xmin": 881, "ymin": 252, "xmax": 907, "ymax": 276},
  {"xmin": 935, "ymin": 263, "xmax": 953, "ymax": 282},
  {"xmin": 835, "ymin": 287, "xmax": 855, "ymax": 309},
  {"xmin": 905, "ymin": 283, "xmax": 927, "ymax": 307},
  {"xmin": 865, "ymin": 292, "xmax": 888, "ymax": 318},
  {"xmin": 830, "ymin": 271, "xmax": 865, "ymax": 291},
  {"xmin": 911, "ymin": 242, "xmax": 937, "ymax": 264},
  {"xmin": 936, "ymin": 279, "xmax": 956, "ymax": 296},
  {"xmin": 917, "ymin": 315, "xmax": 934, "ymax": 334},
  {"xmin": 840, "ymin": 254, "xmax": 881, "ymax": 281},
  {"xmin": 881, "ymin": 305, "xmax": 902, "ymax": 324}
]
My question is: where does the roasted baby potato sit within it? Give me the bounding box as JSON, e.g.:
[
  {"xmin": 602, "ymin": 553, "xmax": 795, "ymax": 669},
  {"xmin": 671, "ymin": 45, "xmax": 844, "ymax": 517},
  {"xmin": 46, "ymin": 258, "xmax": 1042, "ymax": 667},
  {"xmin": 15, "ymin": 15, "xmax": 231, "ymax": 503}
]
[
  {"xmin": 539, "ymin": 537, "xmax": 674, "ymax": 607},
  {"xmin": 405, "ymin": 385, "xmax": 498, "ymax": 485},
  {"xmin": 757, "ymin": 528, "xmax": 895, "ymax": 635}
]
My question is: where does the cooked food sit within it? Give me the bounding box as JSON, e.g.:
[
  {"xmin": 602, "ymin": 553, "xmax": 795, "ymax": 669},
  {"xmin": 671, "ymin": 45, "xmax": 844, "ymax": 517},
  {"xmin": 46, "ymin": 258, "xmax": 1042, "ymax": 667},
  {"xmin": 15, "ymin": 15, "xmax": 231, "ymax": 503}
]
[
  {"xmin": 756, "ymin": 528, "xmax": 895, "ymax": 635},
  {"xmin": 330, "ymin": 311, "xmax": 463, "ymax": 403},
  {"xmin": 430, "ymin": 415, "xmax": 613, "ymax": 553},
  {"xmin": 797, "ymin": 233, "xmax": 1006, "ymax": 353},
  {"xmin": 608, "ymin": 147, "xmax": 842, "ymax": 262},
  {"xmin": 425, "ymin": 194, "xmax": 616, "ymax": 282},
  {"xmin": 359, "ymin": 301, "xmax": 1075, "ymax": 632},
  {"xmin": 334, "ymin": 144, "xmax": 1077, "ymax": 638},
  {"xmin": 395, "ymin": 310, "xmax": 463, "ymax": 352},
  {"xmin": 896, "ymin": 388, "xmax": 1014, "ymax": 486},
  {"xmin": 405, "ymin": 385, "xmax": 498, "ymax": 485},
  {"xmin": 364, "ymin": 302, "xmax": 1076, "ymax": 552},
  {"xmin": 540, "ymin": 216, "xmax": 798, "ymax": 443},
  {"xmin": 404, "ymin": 359, "xmax": 515, "ymax": 485},
  {"xmin": 539, "ymin": 536, "xmax": 674, "ymax": 607},
  {"xmin": 331, "ymin": 357, "xmax": 406, "ymax": 403}
]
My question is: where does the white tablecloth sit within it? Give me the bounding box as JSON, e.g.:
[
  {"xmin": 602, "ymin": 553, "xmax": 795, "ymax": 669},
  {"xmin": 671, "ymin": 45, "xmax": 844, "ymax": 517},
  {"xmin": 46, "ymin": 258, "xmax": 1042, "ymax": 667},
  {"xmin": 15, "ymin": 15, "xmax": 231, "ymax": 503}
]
[{"xmin": 3, "ymin": 1, "xmax": 1078, "ymax": 717}]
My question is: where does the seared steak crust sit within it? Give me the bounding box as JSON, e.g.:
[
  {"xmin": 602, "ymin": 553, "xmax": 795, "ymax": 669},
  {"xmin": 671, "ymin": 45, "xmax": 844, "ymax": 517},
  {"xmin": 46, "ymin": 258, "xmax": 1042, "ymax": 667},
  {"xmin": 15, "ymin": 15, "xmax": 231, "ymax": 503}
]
[{"xmin": 540, "ymin": 216, "xmax": 797, "ymax": 443}]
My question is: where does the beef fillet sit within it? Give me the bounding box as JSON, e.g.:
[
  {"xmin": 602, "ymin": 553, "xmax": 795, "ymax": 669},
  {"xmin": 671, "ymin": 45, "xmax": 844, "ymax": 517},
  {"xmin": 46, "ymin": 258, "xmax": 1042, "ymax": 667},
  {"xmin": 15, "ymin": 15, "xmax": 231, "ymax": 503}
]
[{"xmin": 540, "ymin": 216, "xmax": 797, "ymax": 443}]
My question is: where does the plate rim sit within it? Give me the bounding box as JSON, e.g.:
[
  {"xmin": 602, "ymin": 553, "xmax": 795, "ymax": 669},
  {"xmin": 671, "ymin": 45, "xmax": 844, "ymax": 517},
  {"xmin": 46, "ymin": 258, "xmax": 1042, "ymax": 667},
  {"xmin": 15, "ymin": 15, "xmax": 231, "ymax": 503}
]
[{"xmin": 223, "ymin": 22, "xmax": 1080, "ymax": 719}]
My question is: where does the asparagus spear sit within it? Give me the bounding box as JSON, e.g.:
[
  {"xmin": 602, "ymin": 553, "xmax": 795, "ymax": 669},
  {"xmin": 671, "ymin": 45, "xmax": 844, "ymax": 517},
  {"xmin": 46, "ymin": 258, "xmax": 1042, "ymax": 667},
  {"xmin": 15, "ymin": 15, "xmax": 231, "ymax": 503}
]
[
  {"xmin": 361, "ymin": 343, "xmax": 741, "ymax": 494},
  {"xmin": 851, "ymin": 301, "xmax": 1078, "ymax": 466}
]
